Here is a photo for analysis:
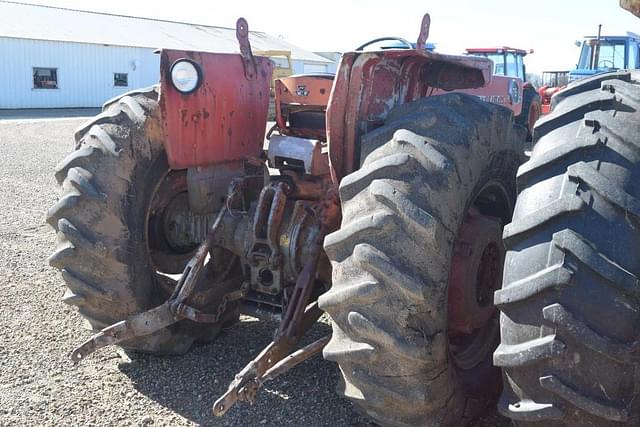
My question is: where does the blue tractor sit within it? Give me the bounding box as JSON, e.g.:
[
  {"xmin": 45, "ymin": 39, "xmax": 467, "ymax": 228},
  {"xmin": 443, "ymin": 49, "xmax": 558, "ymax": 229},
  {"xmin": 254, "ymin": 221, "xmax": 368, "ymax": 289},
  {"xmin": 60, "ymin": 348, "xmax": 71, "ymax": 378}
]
[{"xmin": 570, "ymin": 28, "xmax": 640, "ymax": 81}]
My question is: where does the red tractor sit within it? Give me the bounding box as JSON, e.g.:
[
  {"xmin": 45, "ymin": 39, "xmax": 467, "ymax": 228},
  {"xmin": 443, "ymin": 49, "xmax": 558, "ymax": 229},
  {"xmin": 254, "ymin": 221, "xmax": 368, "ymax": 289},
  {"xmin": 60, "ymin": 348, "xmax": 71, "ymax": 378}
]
[
  {"xmin": 48, "ymin": 15, "xmax": 523, "ymax": 424},
  {"xmin": 52, "ymin": 14, "xmax": 623, "ymax": 426},
  {"xmin": 465, "ymin": 47, "xmax": 541, "ymax": 140},
  {"xmin": 538, "ymin": 70, "xmax": 569, "ymax": 114}
]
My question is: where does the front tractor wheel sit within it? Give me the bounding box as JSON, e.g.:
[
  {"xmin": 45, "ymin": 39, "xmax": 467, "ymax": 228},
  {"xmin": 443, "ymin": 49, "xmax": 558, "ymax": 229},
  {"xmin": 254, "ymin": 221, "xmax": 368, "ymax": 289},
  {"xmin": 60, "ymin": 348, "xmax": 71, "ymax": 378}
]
[
  {"xmin": 320, "ymin": 94, "xmax": 523, "ymax": 425},
  {"xmin": 47, "ymin": 87, "xmax": 239, "ymax": 354}
]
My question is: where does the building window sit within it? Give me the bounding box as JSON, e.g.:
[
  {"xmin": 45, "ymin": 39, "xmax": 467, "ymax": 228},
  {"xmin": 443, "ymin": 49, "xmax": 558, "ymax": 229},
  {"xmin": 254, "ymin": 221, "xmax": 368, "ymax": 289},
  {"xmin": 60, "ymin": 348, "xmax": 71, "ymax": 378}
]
[
  {"xmin": 114, "ymin": 73, "xmax": 128, "ymax": 87},
  {"xmin": 33, "ymin": 68, "xmax": 58, "ymax": 89}
]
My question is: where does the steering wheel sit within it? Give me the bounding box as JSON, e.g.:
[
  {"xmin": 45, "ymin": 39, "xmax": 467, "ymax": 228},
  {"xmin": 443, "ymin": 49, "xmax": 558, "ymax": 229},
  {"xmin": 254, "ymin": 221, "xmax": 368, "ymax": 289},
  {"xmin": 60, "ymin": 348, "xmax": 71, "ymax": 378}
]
[
  {"xmin": 598, "ymin": 59, "xmax": 615, "ymax": 69},
  {"xmin": 356, "ymin": 37, "xmax": 413, "ymax": 51}
]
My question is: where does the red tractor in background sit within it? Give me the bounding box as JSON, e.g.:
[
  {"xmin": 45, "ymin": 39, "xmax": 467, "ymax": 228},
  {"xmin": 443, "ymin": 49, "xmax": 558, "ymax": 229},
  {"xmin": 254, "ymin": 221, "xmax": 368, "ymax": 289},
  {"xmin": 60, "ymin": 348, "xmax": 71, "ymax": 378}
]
[
  {"xmin": 538, "ymin": 70, "xmax": 569, "ymax": 114},
  {"xmin": 465, "ymin": 47, "xmax": 541, "ymax": 140}
]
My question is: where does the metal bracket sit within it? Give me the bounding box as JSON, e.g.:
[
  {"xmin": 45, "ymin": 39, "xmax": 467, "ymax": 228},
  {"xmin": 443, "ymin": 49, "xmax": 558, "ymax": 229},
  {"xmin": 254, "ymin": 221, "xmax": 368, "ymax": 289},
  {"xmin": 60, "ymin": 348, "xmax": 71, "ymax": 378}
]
[
  {"xmin": 247, "ymin": 181, "xmax": 290, "ymax": 293},
  {"xmin": 70, "ymin": 302, "xmax": 176, "ymax": 363},
  {"xmin": 70, "ymin": 186, "xmax": 241, "ymax": 363},
  {"xmin": 236, "ymin": 17, "xmax": 257, "ymax": 80},
  {"xmin": 212, "ymin": 303, "xmax": 324, "ymax": 416},
  {"xmin": 212, "ymin": 195, "xmax": 337, "ymax": 416},
  {"xmin": 416, "ymin": 13, "xmax": 431, "ymax": 50}
]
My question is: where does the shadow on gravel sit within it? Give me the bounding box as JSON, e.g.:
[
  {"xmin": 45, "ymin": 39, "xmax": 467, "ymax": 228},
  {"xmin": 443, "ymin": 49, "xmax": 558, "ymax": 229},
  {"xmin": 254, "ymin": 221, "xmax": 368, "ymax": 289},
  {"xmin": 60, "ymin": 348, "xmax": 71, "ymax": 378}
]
[{"xmin": 118, "ymin": 318, "xmax": 371, "ymax": 426}]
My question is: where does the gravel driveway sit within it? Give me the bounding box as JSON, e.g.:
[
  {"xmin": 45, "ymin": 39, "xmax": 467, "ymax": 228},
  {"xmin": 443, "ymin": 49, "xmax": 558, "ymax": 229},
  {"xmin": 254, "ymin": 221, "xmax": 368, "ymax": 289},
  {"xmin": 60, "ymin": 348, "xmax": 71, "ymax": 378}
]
[{"xmin": 0, "ymin": 117, "xmax": 507, "ymax": 426}]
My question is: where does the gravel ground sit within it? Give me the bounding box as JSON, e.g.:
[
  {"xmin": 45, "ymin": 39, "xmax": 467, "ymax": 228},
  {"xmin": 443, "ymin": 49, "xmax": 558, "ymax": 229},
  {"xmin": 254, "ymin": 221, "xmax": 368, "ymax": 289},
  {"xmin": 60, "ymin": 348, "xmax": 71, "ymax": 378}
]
[{"xmin": 0, "ymin": 117, "xmax": 509, "ymax": 426}]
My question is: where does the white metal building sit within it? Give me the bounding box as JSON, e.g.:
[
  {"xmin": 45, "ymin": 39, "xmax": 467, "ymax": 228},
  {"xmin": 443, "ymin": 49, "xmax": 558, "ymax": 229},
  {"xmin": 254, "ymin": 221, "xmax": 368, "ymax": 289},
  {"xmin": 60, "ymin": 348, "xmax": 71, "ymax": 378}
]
[{"xmin": 0, "ymin": 1, "xmax": 334, "ymax": 109}]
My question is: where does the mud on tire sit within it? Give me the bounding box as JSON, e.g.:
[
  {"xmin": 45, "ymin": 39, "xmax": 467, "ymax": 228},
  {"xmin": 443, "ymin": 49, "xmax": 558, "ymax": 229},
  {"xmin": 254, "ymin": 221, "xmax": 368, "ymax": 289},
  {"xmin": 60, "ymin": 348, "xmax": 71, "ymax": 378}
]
[
  {"xmin": 47, "ymin": 87, "xmax": 238, "ymax": 354},
  {"xmin": 495, "ymin": 71, "xmax": 640, "ymax": 425},
  {"xmin": 320, "ymin": 93, "xmax": 523, "ymax": 426}
]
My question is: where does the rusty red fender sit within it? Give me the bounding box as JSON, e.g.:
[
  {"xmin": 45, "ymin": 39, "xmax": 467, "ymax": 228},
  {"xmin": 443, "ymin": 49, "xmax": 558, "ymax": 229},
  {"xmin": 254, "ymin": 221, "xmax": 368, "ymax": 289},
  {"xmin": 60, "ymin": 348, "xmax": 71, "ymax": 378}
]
[
  {"xmin": 325, "ymin": 48, "xmax": 493, "ymax": 183},
  {"xmin": 159, "ymin": 49, "xmax": 273, "ymax": 170}
]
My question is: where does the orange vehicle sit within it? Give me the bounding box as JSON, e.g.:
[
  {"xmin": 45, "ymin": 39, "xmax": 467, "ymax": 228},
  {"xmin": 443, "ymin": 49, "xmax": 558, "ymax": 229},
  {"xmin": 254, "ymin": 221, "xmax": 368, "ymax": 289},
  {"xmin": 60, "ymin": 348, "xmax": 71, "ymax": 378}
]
[
  {"xmin": 46, "ymin": 5, "xmax": 640, "ymax": 425},
  {"xmin": 49, "ymin": 14, "xmax": 525, "ymax": 425},
  {"xmin": 538, "ymin": 70, "xmax": 569, "ymax": 114}
]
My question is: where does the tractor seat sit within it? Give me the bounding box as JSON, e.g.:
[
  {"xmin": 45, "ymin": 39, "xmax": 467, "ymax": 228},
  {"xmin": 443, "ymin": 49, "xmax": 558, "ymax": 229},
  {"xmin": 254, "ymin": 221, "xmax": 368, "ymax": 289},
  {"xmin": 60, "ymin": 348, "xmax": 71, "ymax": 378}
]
[
  {"xmin": 276, "ymin": 73, "xmax": 336, "ymax": 133},
  {"xmin": 289, "ymin": 110, "xmax": 326, "ymax": 130}
]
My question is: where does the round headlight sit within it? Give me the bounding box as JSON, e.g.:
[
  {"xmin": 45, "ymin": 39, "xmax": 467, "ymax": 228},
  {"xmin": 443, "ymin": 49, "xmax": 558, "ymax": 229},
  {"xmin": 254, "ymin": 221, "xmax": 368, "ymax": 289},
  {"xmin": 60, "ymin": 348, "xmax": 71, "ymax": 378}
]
[
  {"xmin": 508, "ymin": 79, "xmax": 521, "ymax": 105},
  {"xmin": 170, "ymin": 59, "xmax": 202, "ymax": 94}
]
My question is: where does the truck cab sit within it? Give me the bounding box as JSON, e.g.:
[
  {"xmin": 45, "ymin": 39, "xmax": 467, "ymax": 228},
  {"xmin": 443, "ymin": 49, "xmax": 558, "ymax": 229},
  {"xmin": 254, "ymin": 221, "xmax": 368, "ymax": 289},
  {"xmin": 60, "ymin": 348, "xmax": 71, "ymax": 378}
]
[{"xmin": 570, "ymin": 33, "xmax": 640, "ymax": 81}]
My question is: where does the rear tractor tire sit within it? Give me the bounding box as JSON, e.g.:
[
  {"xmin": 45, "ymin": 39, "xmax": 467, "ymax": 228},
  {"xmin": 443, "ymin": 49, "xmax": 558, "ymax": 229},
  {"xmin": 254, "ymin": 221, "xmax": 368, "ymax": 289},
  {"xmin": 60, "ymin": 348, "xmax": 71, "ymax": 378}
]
[
  {"xmin": 496, "ymin": 71, "xmax": 640, "ymax": 425},
  {"xmin": 320, "ymin": 93, "xmax": 524, "ymax": 426},
  {"xmin": 47, "ymin": 87, "xmax": 240, "ymax": 354}
]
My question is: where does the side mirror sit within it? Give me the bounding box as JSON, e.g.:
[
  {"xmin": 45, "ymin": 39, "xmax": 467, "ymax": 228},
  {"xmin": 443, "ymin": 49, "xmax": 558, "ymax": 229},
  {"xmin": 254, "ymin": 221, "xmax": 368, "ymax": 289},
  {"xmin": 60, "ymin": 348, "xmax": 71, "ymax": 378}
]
[{"xmin": 574, "ymin": 40, "xmax": 582, "ymax": 47}]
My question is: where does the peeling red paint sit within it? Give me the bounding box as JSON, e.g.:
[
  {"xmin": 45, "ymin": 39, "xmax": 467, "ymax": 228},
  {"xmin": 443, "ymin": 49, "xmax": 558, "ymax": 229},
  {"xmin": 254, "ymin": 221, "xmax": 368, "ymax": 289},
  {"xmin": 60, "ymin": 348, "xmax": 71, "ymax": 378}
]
[
  {"xmin": 159, "ymin": 49, "xmax": 272, "ymax": 169},
  {"xmin": 327, "ymin": 48, "xmax": 492, "ymax": 183}
]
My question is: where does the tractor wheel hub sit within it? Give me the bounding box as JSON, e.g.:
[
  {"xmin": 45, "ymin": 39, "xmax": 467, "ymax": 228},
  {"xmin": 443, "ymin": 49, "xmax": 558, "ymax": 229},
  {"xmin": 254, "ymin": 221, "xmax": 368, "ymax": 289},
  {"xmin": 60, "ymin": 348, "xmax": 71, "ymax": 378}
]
[{"xmin": 448, "ymin": 206, "xmax": 504, "ymax": 369}]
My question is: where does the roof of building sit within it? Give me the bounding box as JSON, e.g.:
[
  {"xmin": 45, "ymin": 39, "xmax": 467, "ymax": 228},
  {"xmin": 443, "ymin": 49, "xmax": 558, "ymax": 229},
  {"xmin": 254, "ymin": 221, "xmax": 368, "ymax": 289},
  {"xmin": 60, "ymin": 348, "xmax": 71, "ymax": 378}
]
[{"xmin": 0, "ymin": 1, "xmax": 331, "ymax": 63}]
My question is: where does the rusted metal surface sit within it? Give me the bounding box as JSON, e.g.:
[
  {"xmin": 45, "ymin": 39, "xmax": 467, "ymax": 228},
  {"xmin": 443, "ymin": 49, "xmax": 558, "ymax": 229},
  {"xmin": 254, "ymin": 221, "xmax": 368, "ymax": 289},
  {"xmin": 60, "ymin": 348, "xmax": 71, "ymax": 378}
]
[
  {"xmin": 186, "ymin": 161, "xmax": 245, "ymax": 213},
  {"xmin": 416, "ymin": 13, "xmax": 430, "ymax": 50},
  {"xmin": 448, "ymin": 207, "xmax": 504, "ymax": 335},
  {"xmin": 70, "ymin": 303, "xmax": 177, "ymax": 363},
  {"xmin": 285, "ymin": 172, "xmax": 329, "ymax": 200},
  {"xmin": 247, "ymin": 182, "xmax": 290, "ymax": 294},
  {"xmin": 147, "ymin": 169, "xmax": 199, "ymax": 274},
  {"xmin": 275, "ymin": 75, "xmax": 333, "ymax": 108},
  {"xmin": 279, "ymin": 222, "xmax": 325, "ymax": 337},
  {"xmin": 212, "ymin": 304, "xmax": 324, "ymax": 416},
  {"xmin": 259, "ymin": 336, "xmax": 330, "ymax": 384},
  {"xmin": 326, "ymin": 29, "xmax": 492, "ymax": 182},
  {"xmin": 274, "ymin": 75, "xmax": 333, "ymax": 141},
  {"xmin": 213, "ymin": 188, "xmax": 339, "ymax": 416},
  {"xmin": 159, "ymin": 49, "xmax": 272, "ymax": 169},
  {"xmin": 236, "ymin": 18, "xmax": 257, "ymax": 80},
  {"xmin": 621, "ymin": 0, "xmax": 640, "ymax": 17}
]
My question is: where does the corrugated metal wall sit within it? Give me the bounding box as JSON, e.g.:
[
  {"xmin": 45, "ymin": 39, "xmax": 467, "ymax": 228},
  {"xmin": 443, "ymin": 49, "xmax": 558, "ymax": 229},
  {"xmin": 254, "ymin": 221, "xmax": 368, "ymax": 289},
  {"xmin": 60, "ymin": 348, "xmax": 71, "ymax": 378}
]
[{"xmin": 0, "ymin": 37, "xmax": 160, "ymax": 108}]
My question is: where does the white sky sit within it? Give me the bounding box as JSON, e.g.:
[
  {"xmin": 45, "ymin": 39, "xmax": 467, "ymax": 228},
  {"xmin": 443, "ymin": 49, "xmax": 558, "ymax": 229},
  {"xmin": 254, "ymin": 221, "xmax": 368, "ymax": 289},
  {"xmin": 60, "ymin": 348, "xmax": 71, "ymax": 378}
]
[{"xmin": 23, "ymin": 0, "xmax": 640, "ymax": 73}]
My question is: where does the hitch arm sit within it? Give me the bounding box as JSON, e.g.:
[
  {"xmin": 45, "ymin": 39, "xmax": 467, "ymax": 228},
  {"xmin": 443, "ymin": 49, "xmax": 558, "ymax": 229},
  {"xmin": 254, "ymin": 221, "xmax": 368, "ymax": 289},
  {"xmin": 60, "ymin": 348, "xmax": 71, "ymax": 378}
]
[
  {"xmin": 259, "ymin": 335, "xmax": 330, "ymax": 385},
  {"xmin": 212, "ymin": 303, "xmax": 324, "ymax": 416},
  {"xmin": 212, "ymin": 188, "xmax": 339, "ymax": 416},
  {"xmin": 70, "ymin": 202, "xmax": 229, "ymax": 362},
  {"xmin": 71, "ymin": 302, "xmax": 175, "ymax": 362}
]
